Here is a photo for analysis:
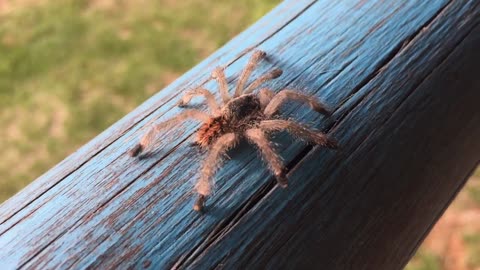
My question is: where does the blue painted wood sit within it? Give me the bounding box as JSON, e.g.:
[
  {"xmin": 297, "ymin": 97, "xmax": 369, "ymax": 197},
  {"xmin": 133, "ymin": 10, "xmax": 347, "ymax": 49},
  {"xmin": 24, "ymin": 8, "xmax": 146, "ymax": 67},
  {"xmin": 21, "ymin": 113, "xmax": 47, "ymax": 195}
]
[{"xmin": 0, "ymin": 0, "xmax": 479, "ymax": 269}]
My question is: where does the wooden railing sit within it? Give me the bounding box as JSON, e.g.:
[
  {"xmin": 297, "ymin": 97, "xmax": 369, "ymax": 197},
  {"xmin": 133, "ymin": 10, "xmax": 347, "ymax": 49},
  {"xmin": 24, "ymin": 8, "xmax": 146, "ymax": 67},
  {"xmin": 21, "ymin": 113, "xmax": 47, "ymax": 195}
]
[{"xmin": 0, "ymin": 0, "xmax": 479, "ymax": 269}]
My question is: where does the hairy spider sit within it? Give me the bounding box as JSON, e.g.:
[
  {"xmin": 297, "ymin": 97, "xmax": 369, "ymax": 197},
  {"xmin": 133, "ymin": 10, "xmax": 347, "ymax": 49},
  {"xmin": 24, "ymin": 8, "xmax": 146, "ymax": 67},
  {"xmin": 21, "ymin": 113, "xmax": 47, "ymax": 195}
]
[{"xmin": 129, "ymin": 50, "xmax": 337, "ymax": 212}]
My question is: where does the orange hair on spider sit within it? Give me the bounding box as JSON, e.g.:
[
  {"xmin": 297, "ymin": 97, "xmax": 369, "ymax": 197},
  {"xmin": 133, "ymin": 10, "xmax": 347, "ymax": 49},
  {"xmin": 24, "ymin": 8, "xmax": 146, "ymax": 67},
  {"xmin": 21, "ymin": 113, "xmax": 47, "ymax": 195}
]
[{"xmin": 196, "ymin": 117, "xmax": 225, "ymax": 148}]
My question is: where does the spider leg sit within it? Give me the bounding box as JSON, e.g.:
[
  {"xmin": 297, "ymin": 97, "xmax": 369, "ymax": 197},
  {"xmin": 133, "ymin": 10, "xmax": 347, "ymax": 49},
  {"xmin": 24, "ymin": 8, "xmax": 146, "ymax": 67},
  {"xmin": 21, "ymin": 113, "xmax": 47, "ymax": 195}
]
[
  {"xmin": 245, "ymin": 128, "xmax": 288, "ymax": 188},
  {"xmin": 129, "ymin": 109, "xmax": 210, "ymax": 157},
  {"xmin": 234, "ymin": 50, "xmax": 266, "ymax": 97},
  {"xmin": 177, "ymin": 88, "xmax": 220, "ymax": 115},
  {"xmin": 259, "ymin": 119, "xmax": 337, "ymax": 149},
  {"xmin": 264, "ymin": 89, "xmax": 331, "ymax": 117},
  {"xmin": 212, "ymin": 67, "xmax": 231, "ymax": 104},
  {"xmin": 194, "ymin": 133, "xmax": 238, "ymax": 211},
  {"xmin": 243, "ymin": 68, "xmax": 282, "ymax": 94},
  {"xmin": 258, "ymin": 88, "xmax": 275, "ymax": 109}
]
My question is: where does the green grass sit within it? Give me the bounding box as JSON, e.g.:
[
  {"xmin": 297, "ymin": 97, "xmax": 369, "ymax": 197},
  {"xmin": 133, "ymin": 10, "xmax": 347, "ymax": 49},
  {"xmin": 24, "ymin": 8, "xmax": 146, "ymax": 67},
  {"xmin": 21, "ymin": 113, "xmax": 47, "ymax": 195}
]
[
  {"xmin": 0, "ymin": 0, "xmax": 281, "ymax": 202},
  {"xmin": 404, "ymin": 249, "xmax": 442, "ymax": 270},
  {"xmin": 467, "ymin": 168, "xmax": 480, "ymax": 206},
  {"xmin": 464, "ymin": 233, "xmax": 480, "ymax": 268},
  {"xmin": 474, "ymin": 167, "xmax": 480, "ymax": 177}
]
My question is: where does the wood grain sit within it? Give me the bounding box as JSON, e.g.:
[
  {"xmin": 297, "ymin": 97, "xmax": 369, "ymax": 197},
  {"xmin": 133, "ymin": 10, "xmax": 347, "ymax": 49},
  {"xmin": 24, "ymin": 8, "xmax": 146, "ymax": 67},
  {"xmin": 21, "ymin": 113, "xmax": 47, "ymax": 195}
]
[{"xmin": 0, "ymin": 0, "xmax": 479, "ymax": 269}]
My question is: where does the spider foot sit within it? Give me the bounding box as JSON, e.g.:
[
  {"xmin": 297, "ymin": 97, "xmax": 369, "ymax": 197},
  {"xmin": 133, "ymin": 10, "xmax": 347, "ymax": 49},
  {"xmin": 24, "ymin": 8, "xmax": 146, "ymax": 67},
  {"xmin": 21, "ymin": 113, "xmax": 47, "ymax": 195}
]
[
  {"xmin": 276, "ymin": 172, "xmax": 289, "ymax": 188},
  {"xmin": 129, "ymin": 144, "xmax": 144, "ymax": 157},
  {"xmin": 188, "ymin": 141, "xmax": 201, "ymax": 148},
  {"xmin": 252, "ymin": 50, "xmax": 267, "ymax": 60},
  {"xmin": 317, "ymin": 107, "xmax": 332, "ymax": 116},
  {"xmin": 211, "ymin": 67, "xmax": 224, "ymax": 79},
  {"xmin": 325, "ymin": 137, "xmax": 339, "ymax": 149},
  {"xmin": 193, "ymin": 194, "xmax": 206, "ymax": 212},
  {"xmin": 176, "ymin": 100, "xmax": 187, "ymax": 107}
]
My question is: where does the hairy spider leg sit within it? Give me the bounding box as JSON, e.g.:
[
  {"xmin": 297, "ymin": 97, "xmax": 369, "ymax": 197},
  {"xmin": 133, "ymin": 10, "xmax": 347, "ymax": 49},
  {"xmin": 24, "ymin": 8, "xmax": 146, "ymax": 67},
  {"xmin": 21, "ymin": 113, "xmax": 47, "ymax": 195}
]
[
  {"xmin": 194, "ymin": 133, "xmax": 239, "ymax": 211},
  {"xmin": 129, "ymin": 109, "xmax": 211, "ymax": 157},
  {"xmin": 212, "ymin": 67, "xmax": 231, "ymax": 104},
  {"xmin": 245, "ymin": 128, "xmax": 288, "ymax": 188},
  {"xmin": 243, "ymin": 68, "xmax": 283, "ymax": 94},
  {"xmin": 258, "ymin": 88, "xmax": 275, "ymax": 109},
  {"xmin": 234, "ymin": 50, "xmax": 266, "ymax": 97},
  {"xmin": 259, "ymin": 119, "xmax": 337, "ymax": 148},
  {"xmin": 264, "ymin": 89, "xmax": 331, "ymax": 117},
  {"xmin": 177, "ymin": 88, "xmax": 220, "ymax": 115}
]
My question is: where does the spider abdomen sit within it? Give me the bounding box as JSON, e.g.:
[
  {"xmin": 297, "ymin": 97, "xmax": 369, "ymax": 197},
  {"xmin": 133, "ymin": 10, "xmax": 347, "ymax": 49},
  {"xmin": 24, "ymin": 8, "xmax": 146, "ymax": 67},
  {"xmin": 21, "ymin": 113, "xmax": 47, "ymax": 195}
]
[{"xmin": 197, "ymin": 117, "xmax": 226, "ymax": 148}]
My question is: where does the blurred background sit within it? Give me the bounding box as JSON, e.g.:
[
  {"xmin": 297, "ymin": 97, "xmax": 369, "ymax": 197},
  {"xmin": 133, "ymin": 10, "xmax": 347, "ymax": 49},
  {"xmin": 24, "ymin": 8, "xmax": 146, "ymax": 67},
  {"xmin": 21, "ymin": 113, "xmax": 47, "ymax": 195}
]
[{"xmin": 0, "ymin": 1, "xmax": 478, "ymax": 269}]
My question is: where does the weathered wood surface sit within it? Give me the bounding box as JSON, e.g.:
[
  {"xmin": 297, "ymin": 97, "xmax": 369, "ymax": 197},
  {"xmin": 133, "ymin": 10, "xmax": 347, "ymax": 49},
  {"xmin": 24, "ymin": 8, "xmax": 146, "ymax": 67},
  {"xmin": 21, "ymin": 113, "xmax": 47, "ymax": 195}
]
[{"xmin": 1, "ymin": 0, "xmax": 479, "ymax": 269}]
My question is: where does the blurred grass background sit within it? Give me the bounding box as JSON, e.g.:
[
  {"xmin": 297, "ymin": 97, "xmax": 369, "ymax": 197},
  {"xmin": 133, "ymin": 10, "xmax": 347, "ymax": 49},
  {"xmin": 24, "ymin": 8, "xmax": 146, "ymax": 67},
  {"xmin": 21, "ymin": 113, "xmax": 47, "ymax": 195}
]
[{"xmin": 0, "ymin": 1, "xmax": 478, "ymax": 269}]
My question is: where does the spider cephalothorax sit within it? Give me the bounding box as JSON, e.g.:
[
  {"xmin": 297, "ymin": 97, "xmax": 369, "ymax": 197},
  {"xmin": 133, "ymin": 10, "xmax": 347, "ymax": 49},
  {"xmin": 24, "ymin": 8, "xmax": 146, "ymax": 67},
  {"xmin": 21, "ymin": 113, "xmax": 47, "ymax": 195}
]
[
  {"xmin": 129, "ymin": 50, "xmax": 337, "ymax": 212},
  {"xmin": 196, "ymin": 94, "xmax": 263, "ymax": 147}
]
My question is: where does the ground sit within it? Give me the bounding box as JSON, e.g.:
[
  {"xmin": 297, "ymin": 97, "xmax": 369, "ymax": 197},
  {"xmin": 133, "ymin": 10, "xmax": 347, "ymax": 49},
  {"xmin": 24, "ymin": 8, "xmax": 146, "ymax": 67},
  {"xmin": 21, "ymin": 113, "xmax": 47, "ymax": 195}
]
[
  {"xmin": 406, "ymin": 172, "xmax": 480, "ymax": 270},
  {"xmin": 0, "ymin": 1, "xmax": 477, "ymax": 268}
]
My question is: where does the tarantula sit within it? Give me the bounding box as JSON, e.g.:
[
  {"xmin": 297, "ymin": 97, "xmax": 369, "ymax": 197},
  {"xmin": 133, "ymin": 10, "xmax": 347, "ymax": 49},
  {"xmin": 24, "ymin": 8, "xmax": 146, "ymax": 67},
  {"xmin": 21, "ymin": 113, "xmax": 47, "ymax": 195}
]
[{"xmin": 129, "ymin": 50, "xmax": 337, "ymax": 212}]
